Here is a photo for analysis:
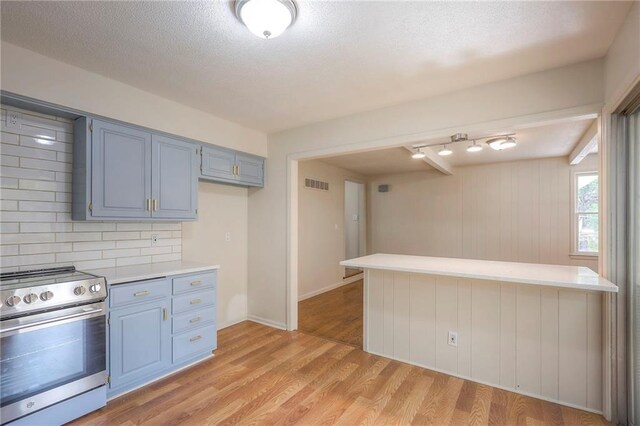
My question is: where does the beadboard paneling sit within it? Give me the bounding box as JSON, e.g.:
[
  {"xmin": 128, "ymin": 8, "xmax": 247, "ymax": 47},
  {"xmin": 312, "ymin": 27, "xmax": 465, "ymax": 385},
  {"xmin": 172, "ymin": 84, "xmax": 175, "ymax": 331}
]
[
  {"xmin": 368, "ymin": 156, "xmax": 599, "ymax": 272},
  {"xmin": 364, "ymin": 270, "xmax": 603, "ymax": 413},
  {"xmin": 0, "ymin": 105, "xmax": 182, "ymax": 271}
]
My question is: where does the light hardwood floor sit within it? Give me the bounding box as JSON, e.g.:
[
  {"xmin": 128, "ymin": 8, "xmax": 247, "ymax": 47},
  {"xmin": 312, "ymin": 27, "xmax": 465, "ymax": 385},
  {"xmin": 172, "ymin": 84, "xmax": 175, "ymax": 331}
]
[
  {"xmin": 71, "ymin": 321, "xmax": 609, "ymax": 425},
  {"xmin": 298, "ymin": 280, "xmax": 363, "ymax": 348}
]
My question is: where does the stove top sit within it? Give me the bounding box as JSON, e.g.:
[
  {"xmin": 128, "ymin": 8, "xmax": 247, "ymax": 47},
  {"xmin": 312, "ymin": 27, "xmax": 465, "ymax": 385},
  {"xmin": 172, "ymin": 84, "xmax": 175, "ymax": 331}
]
[{"xmin": 0, "ymin": 266, "xmax": 107, "ymax": 319}]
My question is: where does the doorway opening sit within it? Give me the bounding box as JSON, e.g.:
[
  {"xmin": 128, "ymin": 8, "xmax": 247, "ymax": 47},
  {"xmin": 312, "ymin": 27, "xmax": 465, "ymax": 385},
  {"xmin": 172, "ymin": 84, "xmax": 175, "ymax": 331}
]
[{"xmin": 344, "ymin": 180, "xmax": 365, "ymax": 278}]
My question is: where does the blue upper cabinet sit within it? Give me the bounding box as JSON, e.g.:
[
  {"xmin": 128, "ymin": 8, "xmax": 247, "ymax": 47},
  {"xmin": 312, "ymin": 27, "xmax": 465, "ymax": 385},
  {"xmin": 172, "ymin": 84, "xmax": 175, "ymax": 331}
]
[
  {"xmin": 73, "ymin": 118, "xmax": 198, "ymax": 221},
  {"xmin": 201, "ymin": 146, "xmax": 264, "ymax": 187},
  {"xmin": 89, "ymin": 120, "xmax": 152, "ymax": 219},
  {"xmin": 201, "ymin": 146, "xmax": 237, "ymax": 184},
  {"xmin": 152, "ymin": 135, "xmax": 198, "ymax": 220}
]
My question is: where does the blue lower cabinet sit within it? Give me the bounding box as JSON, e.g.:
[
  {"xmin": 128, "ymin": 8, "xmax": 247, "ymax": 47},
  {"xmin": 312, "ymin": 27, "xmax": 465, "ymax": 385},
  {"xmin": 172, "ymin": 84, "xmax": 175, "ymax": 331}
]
[
  {"xmin": 107, "ymin": 270, "xmax": 217, "ymax": 398},
  {"xmin": 109, "ymin": 299, "xmax": 171, "ymax": 392}
]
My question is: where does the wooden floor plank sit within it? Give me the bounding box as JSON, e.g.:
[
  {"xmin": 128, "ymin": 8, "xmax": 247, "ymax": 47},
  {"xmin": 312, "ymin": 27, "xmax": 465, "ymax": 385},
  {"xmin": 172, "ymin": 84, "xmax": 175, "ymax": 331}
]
[{"xmin": 70, "ymin": 321, "xmax": 609, "ymax": 426}]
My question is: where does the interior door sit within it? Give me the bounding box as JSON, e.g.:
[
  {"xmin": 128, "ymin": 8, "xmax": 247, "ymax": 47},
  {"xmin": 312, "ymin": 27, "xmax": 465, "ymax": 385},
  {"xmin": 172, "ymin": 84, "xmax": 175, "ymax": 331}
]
[
  {"xmin": 344, "ymin": 180, "xmax": 365, "ymax": 274},
  {"xmin": 151, "ymin": 135, "xmax": 197, "ymax": 219},
  {"xmin": 91, "ymin": 120, "xmax": 152, "ymax": 218}
]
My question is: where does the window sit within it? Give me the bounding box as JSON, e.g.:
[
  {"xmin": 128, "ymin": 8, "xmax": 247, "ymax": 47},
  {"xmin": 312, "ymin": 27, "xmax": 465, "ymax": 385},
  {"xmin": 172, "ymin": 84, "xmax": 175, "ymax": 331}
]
[{"xmin": 574, "ymin": 172, "xmax": 599, "ymax": 254}]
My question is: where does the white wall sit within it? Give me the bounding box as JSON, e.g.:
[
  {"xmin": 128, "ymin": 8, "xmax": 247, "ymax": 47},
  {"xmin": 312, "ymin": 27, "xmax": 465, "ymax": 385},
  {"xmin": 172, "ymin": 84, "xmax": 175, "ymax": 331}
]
[
  {"xmin": 182, "ymin": 182, "xmax": 248, "ymax": 329},
  {"xmin": 604, "ymin": 1, "xmax": 640, "ymax": 111},
  {"xmin": 0, "ymin": 42, "xmax": 267, "ymax": 157},
  {"xmin": 249, "ymin": 59, "xmax": 604, "ymax": 327},
  {"xmin": 297, "ymin": 160, "xmax": 366, "ymax": 300},
  {"xmin": 368, "ymin": 155, "xmax": 599, "ymax": 272}
]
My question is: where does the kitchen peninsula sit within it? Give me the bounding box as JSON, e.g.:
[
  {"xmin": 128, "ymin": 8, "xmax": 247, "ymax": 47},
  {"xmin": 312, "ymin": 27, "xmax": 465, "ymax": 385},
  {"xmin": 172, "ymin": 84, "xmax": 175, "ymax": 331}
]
[{"xmin": 340, "ymin": 254, "xmax": 617, "ymax": 414}]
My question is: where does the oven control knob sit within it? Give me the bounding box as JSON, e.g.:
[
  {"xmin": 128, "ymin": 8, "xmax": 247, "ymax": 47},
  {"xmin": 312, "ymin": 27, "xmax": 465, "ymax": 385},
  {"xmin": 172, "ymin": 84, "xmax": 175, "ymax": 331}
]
[
  {"xmin": 23, "ymin": 293, "xmax": 38, "ymax": 304},
  {"xmin": 5, "ymin": 295, "xmax": 21, "ymax": 307},
  {"xmin": 40, "ymin": 291, "xmax": 54, "ymax": 301},
  {"xmin": 74, "ymin": 286, "xmax": 86, "ymax": 296},
  {"xmin": 89, "ymin": 284, "xmax": 101, "ymax": 293}
]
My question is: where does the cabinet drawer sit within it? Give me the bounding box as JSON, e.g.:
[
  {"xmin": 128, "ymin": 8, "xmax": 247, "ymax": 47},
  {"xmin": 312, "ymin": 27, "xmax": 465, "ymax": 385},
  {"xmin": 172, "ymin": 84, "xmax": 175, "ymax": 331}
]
[
  {"xmin": 110, "ymin": 279, "xmax": 170, "ymax": 308},
  {"xmin": 172, "ymin": 272, "xmax": 216, "ymax": 295},
  {"xmin": 172, "ymin": 307, "xmax": 216, "ymax": 334},
  {"xmin": 172, "ymin": 290, "xmax": 215, "ymax": 314},
  {"xmin": 173, "ymin": 324, "xmax": 217, "ymax": 363}
]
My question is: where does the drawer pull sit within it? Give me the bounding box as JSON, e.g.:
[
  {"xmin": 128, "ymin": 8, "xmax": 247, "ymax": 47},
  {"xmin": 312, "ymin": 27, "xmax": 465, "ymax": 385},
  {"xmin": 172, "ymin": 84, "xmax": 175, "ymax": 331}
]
[
  {"xmin": 190, "ymin": 335, "xmax": 202, "ymax": 342},
  {"xmin": 190, "ymin": 280, "xmax": 202, "ymax": 287},
  {"xmin": 190, "ymin": 316, "xmax": 202, "ymax": 324},
  {"xmin": 163, "ymin": 308, "xmax": 168, "ymax": 321},
  {"xmin": 134, "ymin": 290, "xmax": 149, "ymax": 297},
  {"xmin": 190, "ymin": 299, "xmax": 202, "ymax": 305}
]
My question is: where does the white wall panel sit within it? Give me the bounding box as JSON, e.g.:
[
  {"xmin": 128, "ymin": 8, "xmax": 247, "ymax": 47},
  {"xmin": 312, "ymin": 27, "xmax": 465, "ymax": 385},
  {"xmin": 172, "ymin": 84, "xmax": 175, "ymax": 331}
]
[{"xmin": 365, "ymin": 270, "xmax": 604, "ymax": 413}]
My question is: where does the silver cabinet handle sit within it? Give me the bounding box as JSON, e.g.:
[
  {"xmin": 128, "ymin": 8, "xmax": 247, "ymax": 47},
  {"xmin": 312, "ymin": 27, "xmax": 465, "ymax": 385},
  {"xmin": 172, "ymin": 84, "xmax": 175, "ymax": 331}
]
[
  {"xmin": 190, "ymin": 299, "xmax": 202, "ymax": 305},
  {"xmin": 190, "ymin": 280, "xmax": 202, "ymax": 287},
  {"xmin": 134, "ymin": 290, "xmax": 149, "ymax": 297},
  {"xmin": 146, "ymin": 198, "xmax": 151, "ymax": 211},
  {"xmin": 163, "ymin": 308, "xmax": 168, "ymax": 321},
  {"xmin": 189, "ymin": 316, "xmax": 202, "ymax": 324},
  {"xmin": 190, "ymin": 335, "xmax": 202, "ymax": 342},
  {"xmin": 153, "ymin": 199, "xmax": 158, "ymax": 211}
]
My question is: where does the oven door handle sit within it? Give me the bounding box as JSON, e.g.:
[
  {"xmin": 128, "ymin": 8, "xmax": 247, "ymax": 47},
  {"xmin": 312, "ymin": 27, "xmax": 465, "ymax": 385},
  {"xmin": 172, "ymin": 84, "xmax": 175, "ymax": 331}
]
[{"xmin": 0, "ymin": 306, "xmax": 104, "ymax": 335}]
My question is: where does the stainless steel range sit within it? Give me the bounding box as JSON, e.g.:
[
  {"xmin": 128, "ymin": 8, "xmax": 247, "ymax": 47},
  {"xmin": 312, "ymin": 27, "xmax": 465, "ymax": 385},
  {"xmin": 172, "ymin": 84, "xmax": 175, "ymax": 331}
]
[{"xmin": 0, "ymin": 266, "xmax": 108, "ymax": 425}]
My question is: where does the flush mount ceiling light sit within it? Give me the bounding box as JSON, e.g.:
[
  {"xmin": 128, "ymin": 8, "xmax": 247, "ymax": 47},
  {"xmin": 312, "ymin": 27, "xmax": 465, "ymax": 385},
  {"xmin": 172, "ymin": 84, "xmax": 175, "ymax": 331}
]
[
  {"xmin": 235, "ymin": 0, "xmax": 297, "ymax": 39},
  {"xmin": 466, "ymin": 140, "xmax": 482, "ymax": 153},
  {"xmin": 411, "ymin": 149, "xmax": 426, "ymax": 159},
  {"xmin": 487, "ymin": 137, "xmax": 517, "ymax": 151},
  {"xmin": 438, "ymin": 145, "xmax": 453, "ymax": 156}
]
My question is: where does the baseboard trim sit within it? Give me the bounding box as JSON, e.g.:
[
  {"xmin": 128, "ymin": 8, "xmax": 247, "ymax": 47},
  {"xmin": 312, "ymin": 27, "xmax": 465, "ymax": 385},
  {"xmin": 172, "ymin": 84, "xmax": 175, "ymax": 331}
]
[
  {"xmin": 247, "ymin": 315, "xmax": 287, "ymax": 330},
  {"xmin": 298, "ymin": 273, "xmax": 363, "ymax": 301},
  {"xmin": 217, "ymin": 317, "xmax": 248, "ymax": 330}
]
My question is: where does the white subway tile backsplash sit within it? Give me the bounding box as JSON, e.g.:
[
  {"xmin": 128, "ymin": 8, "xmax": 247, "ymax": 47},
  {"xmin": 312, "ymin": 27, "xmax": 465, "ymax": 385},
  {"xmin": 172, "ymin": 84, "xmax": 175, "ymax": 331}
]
[
  {"xmin": 20, "ymin": 222, "xmax": 73, "ymax": 233},
  {"xmin": 102, "ymin": 248, "xmax": 140, "ymax": 259},
  {"xmin": 19, "ymin": 201, "xmax": 69, "ymax": 212},
  {"xmin": 2, "ymin": 233, "xmax": 55, "ymax": 244},
  {"xmin": 73, "ymin": 241, "xmax": 116, "ymax": 251},
  {"xmin": 72, "ymin": 222, "xmax": 116, "ymax": 232},
  {"xmin": 20, "ymin": 243, "xmax": 72, "ymax": 255},
  {"xmin": 1, "ymin": 188, "xmax": 56, "ymax": 201},
  {"xmin": 102, "ymin": 231, "xmax": 140, "ymax": 241},
  {"xmin": 0, "ymin": 177, "xmax": 18, "ymax": 188},
  {"xmin": 116, "ymin": 223, "xmax": 152, "ymax": 231},
  {"xmin": 116, "ymin": 256, "xmax": 152, "ymax": 267},
  {"xmin": 0, "ymin": 166, "xmax": 56, "ymax": 181},
  {"xmin": 55, "ymin": 232, "xmax": 102, "ymax": 242},
  {"xmin": 56, "ymin": 251, "xmax": 102, "ymax": 262},
  {"xmin": 1, "ymin": 200, "xmax": 18, "ymax": 211},
  {"xmin": 0, "ymin": 106, "xmax": 182, "ymax": 271}
]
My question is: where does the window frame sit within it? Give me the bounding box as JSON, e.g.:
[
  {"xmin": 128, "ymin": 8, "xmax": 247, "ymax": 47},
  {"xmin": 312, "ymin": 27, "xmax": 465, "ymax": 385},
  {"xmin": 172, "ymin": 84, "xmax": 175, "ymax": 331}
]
[{"xmin": 571, "ymin": 170, "xmax": 599, "ymax": 257}]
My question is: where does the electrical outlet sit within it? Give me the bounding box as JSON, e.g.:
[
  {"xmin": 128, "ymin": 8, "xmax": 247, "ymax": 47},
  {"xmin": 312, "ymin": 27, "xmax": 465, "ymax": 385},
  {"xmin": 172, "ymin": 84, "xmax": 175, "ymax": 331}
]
[
  {"xmin": 6, "ymin": 111, "xmax": 22, "ymax": 130},
  {"xmin": 448, "ymin": 331, "xmax": 458, "ymax": 347},
  {"xmin": 225, "ymin": 232, "xmax": 231, "ymax": 242},
  {"xmin": 151, "ymin": 234, "xmax": 159, "ymax": 246}
]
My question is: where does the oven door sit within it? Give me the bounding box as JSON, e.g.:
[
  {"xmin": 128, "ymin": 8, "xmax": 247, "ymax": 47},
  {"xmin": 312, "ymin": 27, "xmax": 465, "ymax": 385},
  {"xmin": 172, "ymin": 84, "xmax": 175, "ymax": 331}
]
[{"xmin": 0, "ymin": 302, "xmax": 106, "ymax": 424}]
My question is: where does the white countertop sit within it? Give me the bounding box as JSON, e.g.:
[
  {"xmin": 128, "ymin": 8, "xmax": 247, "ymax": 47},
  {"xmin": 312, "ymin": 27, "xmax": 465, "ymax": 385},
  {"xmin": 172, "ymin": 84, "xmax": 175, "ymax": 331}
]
[
  {"xmin": 87, "ymin": 260, "xmax": 219, "ymax": 285},
  {"xmin": 340, "ymin": 254, "xmax": 618, "ymax": 293}
]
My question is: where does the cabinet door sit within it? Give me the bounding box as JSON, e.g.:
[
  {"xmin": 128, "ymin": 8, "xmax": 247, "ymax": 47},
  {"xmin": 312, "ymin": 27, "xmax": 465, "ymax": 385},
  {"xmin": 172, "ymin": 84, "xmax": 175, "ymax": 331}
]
[
  {"xmin": 151, "ymin": 135, "xmax": 198, "ymax": 219},
  {"xmin": 109, "ymin": 300, "xmax": 170, "ymax": 390},
  {"xmin": 91, "ymin": 120, "xmax": 152, "ymax": 218},
  {"xmin": 201, "ymin": 146, "xmax": 237, "ymax": 182},
  {"xmin": 236, "ymin": 154, "xmax": 264, "ymax": 187}
]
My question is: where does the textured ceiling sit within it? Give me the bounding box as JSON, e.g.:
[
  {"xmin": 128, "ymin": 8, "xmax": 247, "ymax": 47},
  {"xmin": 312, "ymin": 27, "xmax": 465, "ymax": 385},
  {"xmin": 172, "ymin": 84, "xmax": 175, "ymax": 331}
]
[
  {"xmin": 319, "ymin": 118, "xmax": 595, "ymax": 175},
  {"xmin": 0, "ymin": 1, "xmax": 632, "ymax": 132}
]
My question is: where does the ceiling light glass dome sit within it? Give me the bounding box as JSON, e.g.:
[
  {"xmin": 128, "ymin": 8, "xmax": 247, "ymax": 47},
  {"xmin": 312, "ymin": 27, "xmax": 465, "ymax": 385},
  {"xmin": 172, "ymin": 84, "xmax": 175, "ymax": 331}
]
[{"xmin": 236, "ymin": 0, "xmax": 297, "ymax": 39}]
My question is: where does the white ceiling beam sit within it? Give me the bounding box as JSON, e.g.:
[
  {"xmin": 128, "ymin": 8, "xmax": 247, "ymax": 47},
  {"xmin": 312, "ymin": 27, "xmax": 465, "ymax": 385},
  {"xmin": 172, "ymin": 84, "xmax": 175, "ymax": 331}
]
[
  {"xmin": 404, "ymin": 146, "xmax": 454, "ymax": 175},
  {"xmin": 569, "ymin": 120, "xmax": 598, "ymax": 165}
]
